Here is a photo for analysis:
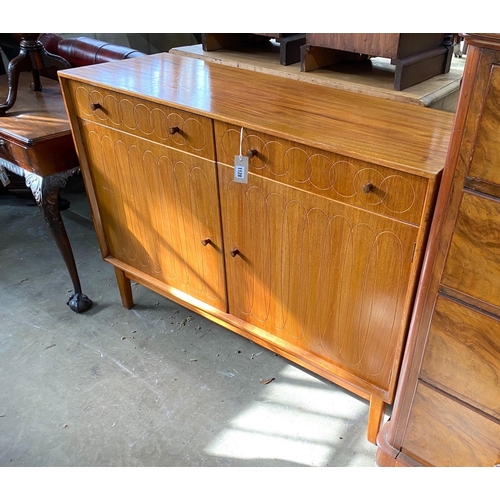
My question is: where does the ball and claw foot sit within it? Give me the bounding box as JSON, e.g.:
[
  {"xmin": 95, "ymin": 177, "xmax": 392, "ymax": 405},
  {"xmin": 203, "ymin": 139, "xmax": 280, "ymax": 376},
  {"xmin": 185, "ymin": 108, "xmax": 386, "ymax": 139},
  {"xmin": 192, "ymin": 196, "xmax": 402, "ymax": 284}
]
[{"xmin": 67, "ymin": 293, "xmax": 93, "ymax": 313}]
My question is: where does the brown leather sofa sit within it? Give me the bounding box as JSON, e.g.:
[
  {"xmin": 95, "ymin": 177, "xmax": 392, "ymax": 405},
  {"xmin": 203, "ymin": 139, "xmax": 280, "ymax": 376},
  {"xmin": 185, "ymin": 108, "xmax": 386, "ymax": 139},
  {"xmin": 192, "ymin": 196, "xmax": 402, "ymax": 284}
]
[{"xmin": 39, "ymin": 33, "xmax": 146, "ymax": 67}]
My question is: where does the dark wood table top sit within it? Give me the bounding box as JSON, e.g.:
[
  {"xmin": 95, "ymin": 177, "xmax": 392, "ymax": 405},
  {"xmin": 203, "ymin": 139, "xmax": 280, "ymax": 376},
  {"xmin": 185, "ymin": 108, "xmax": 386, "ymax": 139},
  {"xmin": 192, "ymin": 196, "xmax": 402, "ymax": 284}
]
[
  {"xmin": 0, "ymin": 73, "xmax": 70, "ymax": 144},
  {"xmin": 0, "ymin": 73, "xmax": 77, "ymax": 176}
]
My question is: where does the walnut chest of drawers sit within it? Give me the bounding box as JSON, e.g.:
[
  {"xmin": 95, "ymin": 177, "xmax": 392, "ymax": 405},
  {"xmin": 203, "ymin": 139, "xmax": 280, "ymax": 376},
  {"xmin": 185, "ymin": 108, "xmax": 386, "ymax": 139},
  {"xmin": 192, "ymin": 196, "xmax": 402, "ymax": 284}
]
[
  {"xmin": 58, "ymin": 53, "xmax": 453, "ymax": 443},
  {"xmin": 376, "ymin": 33, "xmax": 500, "ymax": 466}
]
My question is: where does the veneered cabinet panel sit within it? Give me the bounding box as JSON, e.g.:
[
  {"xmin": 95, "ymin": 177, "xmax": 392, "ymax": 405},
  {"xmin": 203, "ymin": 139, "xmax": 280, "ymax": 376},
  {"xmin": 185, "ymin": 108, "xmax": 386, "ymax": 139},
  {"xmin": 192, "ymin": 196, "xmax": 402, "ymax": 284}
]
[
  {"xmin": 403, "ymin": 383, "xmax": 500, "ymax": 467},
  {"xmin": 215, "ymin": 121, "xmax": 428, "ymax": 225},
  {"xmin": 218, "ymin": 163, "xmax": 418, "ymax": 395},
  {"xmin": 79, "ymin": 119, "xmax": 226, "ymax": 311},
  {"xmin": 442, "ymin": 191, "xmax": 500, "ymax": 308},
  {"xmin": 421, "ymin": 295, "xmax": 500, "ymax": 420},
  {"xmin": 67, "ymin": 80, "xmax": 215, "ymax": 160},
  {"xmin": 468, "ymin": 64, "xmax": 500, "ymax": 186}
]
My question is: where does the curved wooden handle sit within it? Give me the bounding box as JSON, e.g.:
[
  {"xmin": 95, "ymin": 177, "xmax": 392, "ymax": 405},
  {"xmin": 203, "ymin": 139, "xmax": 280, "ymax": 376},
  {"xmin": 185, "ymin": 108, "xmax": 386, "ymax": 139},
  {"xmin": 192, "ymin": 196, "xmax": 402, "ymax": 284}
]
[
  {"xmin": 246, "ymin": 149, "xmax": 258, "ymax": 158},
  {"xmin": 230, "ymin": 248, "xmax": 240, "ymax": 257},
  {"xmin": 201, "ymin": 238, "xmax": 211, "ymax": 246},
  {"xmin": 90, "ymin": 102, "xmax": 102, "ymax": 111},
  {"xmin": 169, "ymin": 126, "xmax": 181, "ymax": 135}
]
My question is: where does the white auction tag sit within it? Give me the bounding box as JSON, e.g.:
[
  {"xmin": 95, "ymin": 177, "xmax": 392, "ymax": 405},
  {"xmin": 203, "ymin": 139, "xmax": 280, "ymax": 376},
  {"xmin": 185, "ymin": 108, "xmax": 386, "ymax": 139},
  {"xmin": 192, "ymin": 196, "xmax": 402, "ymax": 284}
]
[
  {"xmin": 0, "ymin": 163, "xmax": 10, "ymax": 187},
  {"xmin": 234, "ymin": 155, "xmax": 248, "ymax": 184}
]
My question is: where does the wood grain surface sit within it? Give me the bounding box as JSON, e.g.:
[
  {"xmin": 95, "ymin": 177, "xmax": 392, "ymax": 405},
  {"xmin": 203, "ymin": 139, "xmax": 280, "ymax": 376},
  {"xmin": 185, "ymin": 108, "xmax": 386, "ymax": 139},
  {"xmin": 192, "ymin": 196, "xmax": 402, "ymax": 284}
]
[
  {"xmin": 59, "ymin": 53, "xmax": 454, "ymax": 177},
  {"xmin": 170, "ymin": 44, "xmax": 464, "ymax": 110},
  {"xmin": 404, "ymin": 382, "xmax": 500, "ymax": 467},
  {"xmin": 0, "ymin": 73, "xmax": 70, "ymax": 143},
  {"xmin": 421, "ymin": 295, "xmax": 500, "ymax": 420}
]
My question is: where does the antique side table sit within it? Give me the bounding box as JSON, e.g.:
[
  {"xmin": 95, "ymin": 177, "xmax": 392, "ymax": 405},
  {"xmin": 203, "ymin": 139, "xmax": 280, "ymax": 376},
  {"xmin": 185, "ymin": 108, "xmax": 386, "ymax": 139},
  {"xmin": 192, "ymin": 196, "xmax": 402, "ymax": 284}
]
[{"xmin": 0, "ymin": 72, "xmax": 92, "ymax": 312}]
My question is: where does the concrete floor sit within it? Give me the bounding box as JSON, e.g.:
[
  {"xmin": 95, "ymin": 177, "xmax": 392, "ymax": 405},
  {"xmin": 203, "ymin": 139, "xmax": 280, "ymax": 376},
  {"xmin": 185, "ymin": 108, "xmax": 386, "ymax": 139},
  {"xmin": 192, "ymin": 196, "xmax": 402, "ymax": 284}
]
[{"xmin": 0, "ymin": 176, "xmax": 383, "ymax": 467}]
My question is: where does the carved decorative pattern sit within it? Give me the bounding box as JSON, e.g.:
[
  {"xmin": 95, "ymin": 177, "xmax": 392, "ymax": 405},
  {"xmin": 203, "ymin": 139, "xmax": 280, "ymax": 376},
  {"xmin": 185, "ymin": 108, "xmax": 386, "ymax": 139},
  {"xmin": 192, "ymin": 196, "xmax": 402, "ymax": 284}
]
[
  {"xmin": 73, "ymin": 84, "xmax": 212, "ymax": 157},
  {"xmin": 217, "ymin": 124, "xmax": 425, "ymax": 225},
  {"xmin": 2, "ymin": 160, "xmax": 92, "ymax": 312}
]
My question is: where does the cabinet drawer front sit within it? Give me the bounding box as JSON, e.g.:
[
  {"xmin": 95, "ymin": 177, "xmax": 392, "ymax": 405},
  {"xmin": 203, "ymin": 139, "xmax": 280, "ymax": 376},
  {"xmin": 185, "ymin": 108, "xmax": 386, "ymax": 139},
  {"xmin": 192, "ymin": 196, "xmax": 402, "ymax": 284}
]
[
  {"xmin": 215, "ymin": 121, "xmax": 428, "ymax": 225},
  {"xmin": 421, "ymin": 295, "xmax": 500, "ymax": 420},
  {"xmin": 0, "ymin": 140, "xmax": 29, "ymax": 170},
  {"xmin": 66, "ymin": 80, "xmax": 215, "ymax": 160},
  {"xmin": 79, "ymin": 119, "xmax": 226, "ymax": 311},
  {"xmin": 468, "ymin": 64, "xmax": 500, "ymax": 186},
  {"xmin": 403, "ymin": 383, "xmax": 500, "ymax": 466},
  {"xmin": 442, "ymin": 191, "xmax": 500, "ymax": 308}
]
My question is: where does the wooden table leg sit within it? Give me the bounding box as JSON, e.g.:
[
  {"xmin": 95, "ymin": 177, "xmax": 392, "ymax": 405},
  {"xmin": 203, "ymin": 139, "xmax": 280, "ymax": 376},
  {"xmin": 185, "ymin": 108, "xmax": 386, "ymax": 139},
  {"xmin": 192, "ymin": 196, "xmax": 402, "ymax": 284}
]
[
  {"xmin": 24, "ymin": 170, "xmax": 92, "ymax": 313},
  {"xmin": 114, "ymin": 267, "xmax": 134, "ymax": 309},
  {"xmin": 367, "ymin": 395, "xmax": 387, "ymax": 445}
]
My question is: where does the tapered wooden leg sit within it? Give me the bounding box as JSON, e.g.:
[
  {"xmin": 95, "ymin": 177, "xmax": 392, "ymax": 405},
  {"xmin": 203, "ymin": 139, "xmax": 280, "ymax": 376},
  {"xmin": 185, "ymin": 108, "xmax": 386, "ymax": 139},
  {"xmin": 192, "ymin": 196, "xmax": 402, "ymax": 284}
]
[
  {"xmin": 367, "ymin": 395, "xmax": 386, "ymax": 444},
  {"xmin": 114, "ymin": 267, "xmax": 134, "ymax": 309}
]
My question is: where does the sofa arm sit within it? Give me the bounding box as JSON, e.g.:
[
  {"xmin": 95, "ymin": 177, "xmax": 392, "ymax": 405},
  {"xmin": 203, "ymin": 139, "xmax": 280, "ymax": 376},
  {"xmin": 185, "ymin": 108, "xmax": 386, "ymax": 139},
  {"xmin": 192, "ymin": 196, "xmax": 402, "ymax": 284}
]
[{"xmin": 57, "ymin": 37, "xmax": 146, "ymax": 66}]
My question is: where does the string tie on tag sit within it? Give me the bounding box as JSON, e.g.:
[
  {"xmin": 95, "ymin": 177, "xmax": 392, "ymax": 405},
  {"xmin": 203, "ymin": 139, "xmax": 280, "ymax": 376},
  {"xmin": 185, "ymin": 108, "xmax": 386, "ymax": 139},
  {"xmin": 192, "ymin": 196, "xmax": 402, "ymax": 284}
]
[{"xmin": 239, "ymin": 126, "xmax": 244, "ymax": 161}]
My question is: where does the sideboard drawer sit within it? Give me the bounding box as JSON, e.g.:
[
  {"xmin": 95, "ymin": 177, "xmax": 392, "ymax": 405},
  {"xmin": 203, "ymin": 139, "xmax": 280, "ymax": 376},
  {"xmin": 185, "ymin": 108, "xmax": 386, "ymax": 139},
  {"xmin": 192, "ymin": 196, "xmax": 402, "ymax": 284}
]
[
  {"xmin": 66, "ymin": 80, "xmax": 215, "ymax": 160},
  {"xmin": 468, "ymin": 64, "xmax": 500, "ymax": 187},
  {"xmin": 442, "ymin": 191, "xmax": 500, "ymax": 308},
  {"xmin": 420, "ymin": 295, "xmax": 500, "ymax": 420},
  {"xmin": 214, "ymin": 121, "xmax": 428, "ymax": 225},
  {"xmin": 0, "ymin": 138, "xmax": 29, "ymax": 170},
  {"xmin": 403, "ymin": 383, "xmax": 500, "ymax": 467}
]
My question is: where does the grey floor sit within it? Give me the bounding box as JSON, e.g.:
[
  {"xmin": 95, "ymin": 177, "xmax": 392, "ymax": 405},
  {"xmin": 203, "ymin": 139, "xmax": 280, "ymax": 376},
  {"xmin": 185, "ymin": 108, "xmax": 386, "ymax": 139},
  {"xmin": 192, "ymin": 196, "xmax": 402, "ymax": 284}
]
[{"xmin": 0, "ymin": 176, "xmax": 383, "ymax": 467}]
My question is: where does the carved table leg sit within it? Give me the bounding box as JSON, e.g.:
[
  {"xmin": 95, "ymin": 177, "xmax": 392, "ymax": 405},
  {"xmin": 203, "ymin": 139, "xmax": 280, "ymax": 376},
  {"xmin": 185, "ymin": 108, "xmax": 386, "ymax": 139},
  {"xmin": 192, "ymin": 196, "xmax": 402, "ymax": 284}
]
[{"xmin": 24, "ymin": 170, "xmax": 92, "ymax": 313}]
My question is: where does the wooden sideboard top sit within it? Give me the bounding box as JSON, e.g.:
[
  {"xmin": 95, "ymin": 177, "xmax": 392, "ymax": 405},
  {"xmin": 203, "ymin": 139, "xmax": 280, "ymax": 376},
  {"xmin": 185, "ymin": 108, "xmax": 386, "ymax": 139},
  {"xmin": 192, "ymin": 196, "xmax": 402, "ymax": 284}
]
[
  {"xmin": 59, "ymin": 52, "xmax": 454, "ymax": 177},
  {"xmin": 0, "ymin": 73, "xmax": 70, "ymax": 145}
]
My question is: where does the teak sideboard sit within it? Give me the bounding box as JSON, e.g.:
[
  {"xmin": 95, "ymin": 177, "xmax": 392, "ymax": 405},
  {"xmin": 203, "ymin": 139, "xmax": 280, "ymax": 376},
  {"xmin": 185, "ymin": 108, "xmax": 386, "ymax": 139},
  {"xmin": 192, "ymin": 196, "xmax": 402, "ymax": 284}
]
[
  {"xmin": 376, "ymin": 33, "xmax": 500, "ymax": 466},
  {"xmin": 58, "ymin": 53, "xmax": 453, "ymax": 443}
]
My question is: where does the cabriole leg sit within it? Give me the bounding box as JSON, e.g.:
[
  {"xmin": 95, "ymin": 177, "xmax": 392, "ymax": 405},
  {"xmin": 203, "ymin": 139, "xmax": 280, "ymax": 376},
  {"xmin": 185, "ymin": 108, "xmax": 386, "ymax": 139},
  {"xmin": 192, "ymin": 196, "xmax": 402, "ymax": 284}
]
[{"xmin": 25, "ymin": 170, "xmax": 92, "ymax": 313}]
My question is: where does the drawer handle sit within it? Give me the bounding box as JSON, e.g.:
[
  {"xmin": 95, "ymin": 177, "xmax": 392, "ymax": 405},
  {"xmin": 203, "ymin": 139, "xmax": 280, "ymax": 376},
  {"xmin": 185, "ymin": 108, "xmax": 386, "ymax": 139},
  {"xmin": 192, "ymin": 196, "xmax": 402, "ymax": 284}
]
[
  {"xmin": 246, "ymin": 149, "xmax": 258, "ymax": 158},
  {"xmin": 169, "ymin": 126, "xmax": 181, "ymax": 135},
  {"xmin": 90, "ymin": 102, "xmax": 103, "ymax": 111},
  {"xmin": 362, "ymin": 182, "xmax": 373, "ymax": 194},
  {"xmin": 201, "ymin": 238, "xmax": 211, "ymax": 246},
  {"xmin": 230, "ymin": 248, "xmax": 240, "ymax": 257},
  {"xmin": 0, "ymin": 139, "xmax": 6, "ymax": 148}
]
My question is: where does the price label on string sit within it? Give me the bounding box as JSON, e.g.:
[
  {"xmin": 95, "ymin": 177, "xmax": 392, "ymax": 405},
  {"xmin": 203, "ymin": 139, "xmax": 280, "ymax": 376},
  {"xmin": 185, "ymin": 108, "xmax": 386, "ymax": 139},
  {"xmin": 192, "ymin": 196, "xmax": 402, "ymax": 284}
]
[
  {"xmin": 0, "ymin": 161, "xmax": 11, "ymax": 187},
  {"xmin": 234, "ymin": 126, "xmax": 248, "ymax": 184},
  {"xmin": 234, "ymin": 155, "xmax": 248, "ymax": 183}
]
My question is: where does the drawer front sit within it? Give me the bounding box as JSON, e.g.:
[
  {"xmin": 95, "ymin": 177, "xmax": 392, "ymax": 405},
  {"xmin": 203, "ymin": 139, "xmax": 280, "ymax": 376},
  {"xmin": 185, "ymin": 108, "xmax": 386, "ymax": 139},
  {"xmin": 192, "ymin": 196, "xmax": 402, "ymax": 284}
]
[
  {"xmin": 442, "ymin": 190, "xmax": 500, "ymax": 308},
  {"xmin": 215, "ymin": 121, "xmax": 428, "ymax": 225},
  {"xmin": 66, "ymin": 80, "xmax": 215, "ymax": 160},
  {"xmin": 468, "ymin": 64, "xmax": 500, "ymax": 186},
  {"xmin": 421, "ymin": 295, "xmax": 500, "ymax": 420},
  {"xmin": 403, "ymin": 383, "xmax": 500, "ymax": 466},
  {"xmin": 0, "ymin": 139, "xmax": 30, "ymax": 171}
]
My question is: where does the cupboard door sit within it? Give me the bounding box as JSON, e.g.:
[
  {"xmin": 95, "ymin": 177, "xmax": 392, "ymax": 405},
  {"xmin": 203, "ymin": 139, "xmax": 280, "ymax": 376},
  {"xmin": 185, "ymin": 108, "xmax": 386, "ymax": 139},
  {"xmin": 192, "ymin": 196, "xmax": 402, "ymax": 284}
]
[
  {"xmin": 218, "ymin": 164, "xmax": 418, "ymax": 396},
  {"xmin": 79, "ymin": 119, "xmax": 226, "ymax": 311}
]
